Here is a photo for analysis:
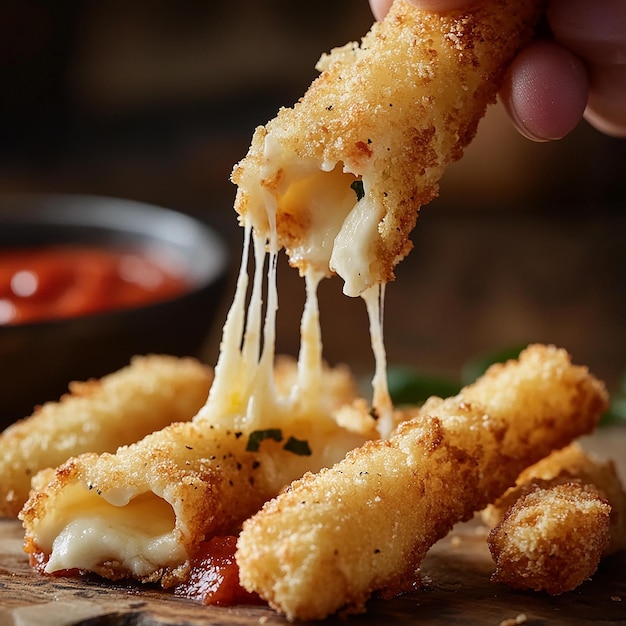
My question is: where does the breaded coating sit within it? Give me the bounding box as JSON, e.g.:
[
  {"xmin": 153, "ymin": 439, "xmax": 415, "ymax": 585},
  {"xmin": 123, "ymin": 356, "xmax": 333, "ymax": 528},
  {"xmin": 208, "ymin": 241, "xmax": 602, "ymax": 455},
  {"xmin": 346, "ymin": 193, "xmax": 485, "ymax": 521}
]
[
  {"xmin": 483, "ymin": 443, "xmax": 626, "ymax": 554},
  {"xmin": 232, "ymin": 0, "xmax": 545, "ymax": 296},
  {"xmin": 236, "ymin": 345, "xmax": 608, "ymax": 621},
  {"xmin": 483, "ymin": 443, "xmax": 626, "ymax": 594},
  {"xmin": 487, "ymin": 482, "xmax": 612, "ymax": 595},
  {"xmin": 19, "ymin": 359, "xmax": 375, "ymax": 588},
  {"xmin": 0, "ymin": 355, "xmax": 212, "ymax": 518}
]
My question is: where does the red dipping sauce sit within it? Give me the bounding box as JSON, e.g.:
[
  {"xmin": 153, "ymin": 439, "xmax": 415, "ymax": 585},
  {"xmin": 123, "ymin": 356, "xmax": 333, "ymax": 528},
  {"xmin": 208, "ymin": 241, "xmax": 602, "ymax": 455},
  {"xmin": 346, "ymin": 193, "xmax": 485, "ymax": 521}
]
[
  {"xmin": 0, "ymin": 245, "xmax": 191, "ymax": 325},
  {"xmin": 175, "ymin": 536, "xmax": 263, "ymax": 606}
]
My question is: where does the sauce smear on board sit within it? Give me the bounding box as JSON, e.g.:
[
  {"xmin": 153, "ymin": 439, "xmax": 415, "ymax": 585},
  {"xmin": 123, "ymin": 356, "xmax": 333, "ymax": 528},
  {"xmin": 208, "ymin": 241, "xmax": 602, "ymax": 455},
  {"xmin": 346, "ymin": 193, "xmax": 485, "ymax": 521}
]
[{"xmin": 175, "ymin": 536, "xmax": 263, "ymax": 606}]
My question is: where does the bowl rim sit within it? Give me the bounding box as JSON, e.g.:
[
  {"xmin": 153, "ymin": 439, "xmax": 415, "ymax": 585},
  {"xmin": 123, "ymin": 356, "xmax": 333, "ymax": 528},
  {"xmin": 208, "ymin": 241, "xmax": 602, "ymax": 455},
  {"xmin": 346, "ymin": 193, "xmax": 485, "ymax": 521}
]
[{"xmin": 0, "ymin": 192, "xmax": 230, "ymax": 329}]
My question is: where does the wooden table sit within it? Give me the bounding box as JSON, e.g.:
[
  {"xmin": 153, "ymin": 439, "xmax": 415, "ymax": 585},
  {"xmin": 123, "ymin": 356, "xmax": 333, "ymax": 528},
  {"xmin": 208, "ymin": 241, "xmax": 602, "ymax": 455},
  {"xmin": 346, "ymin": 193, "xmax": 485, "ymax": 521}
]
[{"xmin": 1, "ymin": 429, "xmax": 625, "ymax": 625}]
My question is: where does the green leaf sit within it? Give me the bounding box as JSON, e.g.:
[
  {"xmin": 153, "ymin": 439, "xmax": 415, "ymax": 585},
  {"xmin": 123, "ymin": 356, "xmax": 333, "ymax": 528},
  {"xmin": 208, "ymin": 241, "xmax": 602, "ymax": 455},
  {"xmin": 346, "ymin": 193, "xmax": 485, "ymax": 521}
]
[
  {"xmin": 461, "ymin": 344, "xmax": 527, "ymax": 386},
  {"xmin": 600, "ymin": 396, "xmax": 626, "ymax": 427},
  {"xmin": 387, "ymin": 366, "xmax": 460, "ymax": 407},
  {"xmin": 283, "ymin": 436, "xmax": 312, "ymax": 456},
  {"xmin": 246, "ymin": 428, "xmax": 283, "ymax": 452}
]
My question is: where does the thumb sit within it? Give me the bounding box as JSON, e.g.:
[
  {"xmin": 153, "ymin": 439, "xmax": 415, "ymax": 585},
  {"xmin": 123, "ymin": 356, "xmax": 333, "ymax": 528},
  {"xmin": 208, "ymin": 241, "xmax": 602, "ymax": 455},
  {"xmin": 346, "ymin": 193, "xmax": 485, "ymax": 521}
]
[{"xmin": 371, "ymin": 0, "xmax": 480, "ymax": 22}]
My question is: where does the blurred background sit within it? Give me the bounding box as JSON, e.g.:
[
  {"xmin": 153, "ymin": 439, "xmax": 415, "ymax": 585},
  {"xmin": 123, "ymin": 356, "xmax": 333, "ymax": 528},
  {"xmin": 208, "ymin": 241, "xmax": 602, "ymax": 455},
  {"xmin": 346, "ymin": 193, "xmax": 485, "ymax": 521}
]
[{"xmin": 0, "ymin": 0, "xmax": 624, "ymax": 390}]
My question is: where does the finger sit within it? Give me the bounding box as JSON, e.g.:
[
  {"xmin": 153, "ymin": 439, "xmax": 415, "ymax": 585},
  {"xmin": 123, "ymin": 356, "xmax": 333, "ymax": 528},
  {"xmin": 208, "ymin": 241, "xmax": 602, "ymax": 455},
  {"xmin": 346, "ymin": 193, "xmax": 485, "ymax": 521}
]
[
  {"xmin": 548, "ymin": 0, "xmax": 626, "ymax": 66},
  {"xmin": 500, "ymin": 40, "xmax": 589, "ymax": 141},
  {"xmin": 548, "ymin": 0, "xmax": 626, "ymax": 137},
  {"xmin": 369, "ymin": 0, "xmax": 479, "ymax": 22},
  {"xmin": 406, "ymin": 0, "xmax": 479, "ymax": 9},
  {"xmin": 369, "ymin": 0, "xmax": 394, "ymax": 21},
  {"xmin": 584, "ymin": 64, "xmax": 626, "ymax": 137}
]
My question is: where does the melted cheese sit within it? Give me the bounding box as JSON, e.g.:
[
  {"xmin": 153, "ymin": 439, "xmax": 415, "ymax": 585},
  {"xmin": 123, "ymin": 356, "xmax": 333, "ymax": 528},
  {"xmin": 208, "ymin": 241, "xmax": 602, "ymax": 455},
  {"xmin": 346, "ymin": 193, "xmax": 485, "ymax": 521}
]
[
  {"xmin": 229, "ymin": 133, "xmax": 394, "ymax": 432},
  {"xmin": 46, "ymin": 516, "xmax": 182, "ymax": 577},
  {"xmin": 361, "ymin": 283, "xmax": 393, "ymax": 437},
  {"xmin": 40, "ymin": 126, "xmax": 394, "ymax": 579},
  {"xmin": 43, "ymin": 489, "xmax": 183, "ymax": 577}
]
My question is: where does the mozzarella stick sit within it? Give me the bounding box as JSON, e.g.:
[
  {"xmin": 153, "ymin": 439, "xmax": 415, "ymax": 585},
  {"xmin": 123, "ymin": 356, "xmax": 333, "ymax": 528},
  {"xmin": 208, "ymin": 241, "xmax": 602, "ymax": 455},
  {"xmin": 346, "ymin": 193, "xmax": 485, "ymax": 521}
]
[
  {"xmin": 483, "ymin": 442, "xmax": 626, "ymax": 594},
  {"xmin": 232, "ymin": 0, "xmax": 545, "ymax": 296},
  {"xmin": 19, "ymin": 359, "xmax": 374, "ymax": 587},
  {"xmin": 0, "ymin": 355, "xmax": 212, "ymax": 518},
  {"xmin": 236, "ymin": 345, "xmax": 609, "ymax": 621}
]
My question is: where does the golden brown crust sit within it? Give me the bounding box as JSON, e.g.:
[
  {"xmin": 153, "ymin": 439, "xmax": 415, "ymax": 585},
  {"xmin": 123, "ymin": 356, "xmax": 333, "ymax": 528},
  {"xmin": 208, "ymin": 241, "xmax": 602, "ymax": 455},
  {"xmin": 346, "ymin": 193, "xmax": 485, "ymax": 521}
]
[
  {"xmin": 236, "ymin": 345, "xmax": 608, "ymax": 620},
  {"xmin": 0, "ymin": 355, "xmax": 212, "ymax": 518},
  {"xmin": 231, "ymin": 0, "xmax": 545, "ymax": 293},
  {"xmin": 483, "ymin": 443, "xmax": 626, "ymax": 555},
  {"xmin": 19, "ymin": 358, "xmax": 374, "ymax": 587},
  {"xmin": 487, "ymin": 481, "xmax": 612, "ymax": 594},
  {"xmin": 482, "ymin": 442, "xmax": 626, "ymax": 595}
]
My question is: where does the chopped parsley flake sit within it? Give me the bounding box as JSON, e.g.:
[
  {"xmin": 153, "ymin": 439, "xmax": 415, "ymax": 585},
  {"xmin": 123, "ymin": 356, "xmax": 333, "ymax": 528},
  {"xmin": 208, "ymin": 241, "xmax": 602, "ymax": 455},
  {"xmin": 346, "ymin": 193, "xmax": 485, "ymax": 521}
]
[
  {"xmin": 246, "ymin": 429, "xmax": 312, "ymax": 456},
  {"xmin": 246, "ymin": 428, "xmax": 283, "ymax": 452},
  {"xmin": 351, "ymin": 179, "xmax": 365, "ymax": 201},
  {"xmin": 283, "ymin": 436, "xmax": 312, "ymax": 456}
]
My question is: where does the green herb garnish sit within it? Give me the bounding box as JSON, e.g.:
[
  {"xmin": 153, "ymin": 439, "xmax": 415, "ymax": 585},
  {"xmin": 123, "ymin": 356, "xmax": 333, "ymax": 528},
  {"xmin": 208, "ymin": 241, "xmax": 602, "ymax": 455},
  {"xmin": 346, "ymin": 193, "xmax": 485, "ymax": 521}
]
[
  {"xmin": 283, "ymin": 436, "xmax": 312, "ymax": 456},
  {"xmin": 351, "ymin": 179, "xmax": 365, "ymax": 201},
  {"xmin": 387, "ymin": 366, "xmax": 460, "ymax": 407},
  {"xmin": 601, "ymin": 395, "xmax": 626, "ymax": 427},
  {"xmin": 460, "ymin": 344, "xmax": 527, "ymax": 386},
  {"xmin": 246, "ymin": 428, "xmax": 283, "ymax": 452}
]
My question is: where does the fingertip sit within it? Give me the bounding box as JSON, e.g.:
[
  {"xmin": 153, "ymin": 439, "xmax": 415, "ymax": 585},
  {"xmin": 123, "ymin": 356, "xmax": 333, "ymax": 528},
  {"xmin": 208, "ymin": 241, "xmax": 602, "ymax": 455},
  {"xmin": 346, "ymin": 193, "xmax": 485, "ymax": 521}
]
[
  {"xmin": 369, "ymin": 0, "xmax": 394, "ymax": 22},
  {"xmin": 370, "ymin": 0, "xmax": 480, "ymax": 21},
  {"xmin": 501, "ymin": 41, "xmax": 589, "ymax": 142},
  {"xmin": 584, "ymin": 64, "xmax": 626, "ymax": 137}
]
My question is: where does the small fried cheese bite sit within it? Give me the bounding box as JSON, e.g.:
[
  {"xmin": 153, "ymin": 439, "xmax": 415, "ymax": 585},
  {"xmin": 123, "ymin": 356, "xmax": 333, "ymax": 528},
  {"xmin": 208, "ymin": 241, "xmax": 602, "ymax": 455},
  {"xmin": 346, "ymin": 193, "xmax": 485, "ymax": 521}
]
[
  {"xmin": 488, "ymin": 482, "xmax": 611, "ymax": 595},
  {"xmin": 484, "ymin": 442, "xmax": 626, "ymax": 554},
  {"xmin": 483, "ymin": 442, "xmax": 626, "ymax": 594},
  {"xmin": 235, "ymin": 345, "xmax": 608, "ymax": 621},
  {"xmin": 232, "ymin": 0, "xmax": 546, "ymax": 297},
  {"xmin": 19, "ymin": 358, "xmax": 376, "ymax": 587},
  {"xmin": 0, "ymin": 355, "xmax": 212, "ymax": 518}
]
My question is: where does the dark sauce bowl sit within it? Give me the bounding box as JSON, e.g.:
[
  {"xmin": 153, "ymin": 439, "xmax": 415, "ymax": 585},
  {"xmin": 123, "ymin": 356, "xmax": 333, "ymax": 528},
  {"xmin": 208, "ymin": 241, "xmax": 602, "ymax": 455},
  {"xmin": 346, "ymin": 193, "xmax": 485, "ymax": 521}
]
[{"xmin": 0, "ymin": 193, "xmax": 230, "ymax": 426}]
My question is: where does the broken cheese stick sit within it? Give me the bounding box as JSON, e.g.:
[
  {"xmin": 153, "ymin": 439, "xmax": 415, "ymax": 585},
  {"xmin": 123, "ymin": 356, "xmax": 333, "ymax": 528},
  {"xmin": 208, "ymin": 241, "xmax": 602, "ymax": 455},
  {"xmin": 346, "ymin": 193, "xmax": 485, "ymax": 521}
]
[
  {"xmin": 484, "ymin": 442, "xmax": 626, "ymax": 594},
  {"xmin": 484, "ymin": 442, "xmax": 626, "ymax": 555}
]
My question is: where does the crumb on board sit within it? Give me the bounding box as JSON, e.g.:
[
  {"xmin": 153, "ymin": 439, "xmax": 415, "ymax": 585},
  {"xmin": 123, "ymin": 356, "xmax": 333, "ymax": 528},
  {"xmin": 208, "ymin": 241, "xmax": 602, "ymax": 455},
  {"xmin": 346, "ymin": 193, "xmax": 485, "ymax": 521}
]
[
  {"xmin": 499, "ymin": 614, "xmax": 528, "ymax": 626},
  {"xmin": 610, "ymin": 595, "xmax": 622, "ymax": 602}
]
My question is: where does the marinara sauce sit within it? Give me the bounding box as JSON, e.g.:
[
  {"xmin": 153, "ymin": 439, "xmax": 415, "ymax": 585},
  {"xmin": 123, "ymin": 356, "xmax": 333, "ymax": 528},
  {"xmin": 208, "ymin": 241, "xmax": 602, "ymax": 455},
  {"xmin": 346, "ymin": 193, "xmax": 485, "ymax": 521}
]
[
  {"xmin": 0, "ymin": 245, "xmax": 191, "ymax": 325},
  {"xmin": 175, "ymin": 536, "xmax": 263, "ymax": 606}
]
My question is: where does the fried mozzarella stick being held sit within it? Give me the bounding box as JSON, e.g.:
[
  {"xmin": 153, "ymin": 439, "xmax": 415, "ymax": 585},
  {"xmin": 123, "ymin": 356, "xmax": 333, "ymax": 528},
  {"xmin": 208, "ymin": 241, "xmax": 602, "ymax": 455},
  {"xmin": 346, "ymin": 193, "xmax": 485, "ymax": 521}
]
[
  {"xmin": 232, "ymin": 0, "xmax": 546, "ymax": 297},
  {"xmin": 485, "ymin": 443, "xmax": 626, "ymax": 594},
  {"xmin": 236, "ymin": 345, "xmax": 609, "ymax": 621}
]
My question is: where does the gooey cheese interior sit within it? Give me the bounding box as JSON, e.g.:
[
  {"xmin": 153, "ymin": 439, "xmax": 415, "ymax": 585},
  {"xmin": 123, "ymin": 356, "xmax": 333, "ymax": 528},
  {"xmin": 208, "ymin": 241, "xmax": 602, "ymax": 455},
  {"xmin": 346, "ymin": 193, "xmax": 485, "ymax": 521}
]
[
  {"xmin": 38, "ymin": 129, "xmax": 394, "ymax": 578},
  {"xmin": 199, "ymin": 131, "xmax": 393, "ymax": 436}
]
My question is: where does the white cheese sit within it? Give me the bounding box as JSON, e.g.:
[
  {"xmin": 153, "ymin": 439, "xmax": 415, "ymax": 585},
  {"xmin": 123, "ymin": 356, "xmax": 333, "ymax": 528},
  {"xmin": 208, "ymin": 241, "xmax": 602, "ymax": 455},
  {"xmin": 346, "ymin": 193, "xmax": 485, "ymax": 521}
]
[{"xmin": 44, "ymin": 491, "xmax": 183, "ymax": 577}]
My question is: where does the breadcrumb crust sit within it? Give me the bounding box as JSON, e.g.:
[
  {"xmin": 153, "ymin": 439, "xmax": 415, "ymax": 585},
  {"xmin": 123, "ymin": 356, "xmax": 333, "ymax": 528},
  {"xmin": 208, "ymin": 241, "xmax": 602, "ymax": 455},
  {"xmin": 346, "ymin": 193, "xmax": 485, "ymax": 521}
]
[{"xmin": 232, "ymin": 0, "xmax": 546, "ymax": 293}]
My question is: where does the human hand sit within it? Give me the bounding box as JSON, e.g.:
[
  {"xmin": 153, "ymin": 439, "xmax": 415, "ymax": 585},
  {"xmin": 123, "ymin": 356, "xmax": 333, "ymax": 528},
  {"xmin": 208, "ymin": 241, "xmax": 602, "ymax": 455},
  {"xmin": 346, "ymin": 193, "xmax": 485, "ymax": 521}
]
[{"xmin": 369, "ymin": 0, "xmax": 626, "ymax": 140}]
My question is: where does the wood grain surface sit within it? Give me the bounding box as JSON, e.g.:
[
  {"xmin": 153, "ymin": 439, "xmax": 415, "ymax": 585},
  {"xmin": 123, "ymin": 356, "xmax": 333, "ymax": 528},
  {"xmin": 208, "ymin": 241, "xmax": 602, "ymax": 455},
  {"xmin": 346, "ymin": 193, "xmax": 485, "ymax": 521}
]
[{"xmin": 1, "ymin": 429, "xmax": 625, "ymax": 625}]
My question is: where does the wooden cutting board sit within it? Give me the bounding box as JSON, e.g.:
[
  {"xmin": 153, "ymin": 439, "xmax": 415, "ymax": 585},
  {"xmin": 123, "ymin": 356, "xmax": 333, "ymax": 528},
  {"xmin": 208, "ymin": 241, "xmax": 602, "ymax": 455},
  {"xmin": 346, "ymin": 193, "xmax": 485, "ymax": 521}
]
[{"xmin": 2, "ymin": 429, "xmax": 625, "ymax": 625}]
